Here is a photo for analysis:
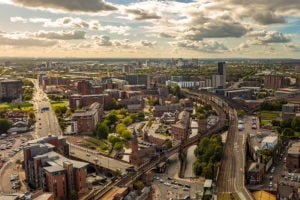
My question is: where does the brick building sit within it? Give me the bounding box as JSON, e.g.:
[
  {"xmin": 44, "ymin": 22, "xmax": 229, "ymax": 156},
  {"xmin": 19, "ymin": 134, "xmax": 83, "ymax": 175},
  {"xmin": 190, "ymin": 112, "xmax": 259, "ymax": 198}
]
[
  {"xmin": 153, "ymin": 104, "xmax": 182, "ymax": 117},
  {"xmin": 0, "ymin": 79, "xmax": 23, "ymax": 101},
  {"xmin": 171, "ymin": 111, "xmax": 190, "ymax": 141},
  {"xmin": 286, "ymin": 142, "xmax": 300, "ymax": 171},
  {"xmin": 247, "ymin": 162, "xmax": 265, "ymax": 185},
  {"xmin": 264, "ymin": 75, "xmax": 290, "ymax": 89},
  {"xmin": 69, "ymin": 94, "xmax": 112, "ymax": 110},
  {"xmin": 23, "ymin": 135, "xmax": 88, "ymax": 200},
  {"xmin": 71, "ymin": 102, "xmax": 103, "ymax": 135}
]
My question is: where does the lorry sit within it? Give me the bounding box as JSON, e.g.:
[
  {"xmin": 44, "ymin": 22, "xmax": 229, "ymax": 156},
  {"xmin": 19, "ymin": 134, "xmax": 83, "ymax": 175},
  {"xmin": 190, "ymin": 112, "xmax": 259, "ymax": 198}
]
[{"xmin": 41, "ymin": 106, "xmax": 49, "ymax": 111}]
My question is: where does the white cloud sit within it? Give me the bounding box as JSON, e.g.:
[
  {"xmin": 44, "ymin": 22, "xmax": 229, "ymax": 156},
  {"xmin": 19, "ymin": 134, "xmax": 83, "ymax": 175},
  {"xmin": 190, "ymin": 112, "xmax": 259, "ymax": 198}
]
[
  {"xmin": 170, "ymin": 40, "xmax": 228, "ymax": 53},
  {"xmin": 34, "ymin": 30, "xmax": 86, "ymax": 40},
  {"xmin": 11, "ymin": 0, "xmax": 117, "ymax": 13}
]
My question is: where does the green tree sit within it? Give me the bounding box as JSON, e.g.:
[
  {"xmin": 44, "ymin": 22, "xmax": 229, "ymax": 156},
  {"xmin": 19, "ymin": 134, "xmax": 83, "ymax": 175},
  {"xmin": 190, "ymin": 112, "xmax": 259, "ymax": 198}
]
[
  {"xmin": 116, "ymin": 123, "xmax": 127, "ymax": 134},
  {"xmin": 133, "ymin": 181, "xmax": 144, "ymax": 190},
  {"xmin": 108, "ymin": 134, "xmax": 121, "ymax": 145},
  {"xmin": 292, "ymin": 117, "xmax": 300, "ymax": 131},
  {"xmin": 95, "ymin": 122, "xmax": 109, "ymax": 139},
  {"xmin": 122, "ymin": 116, "xmax": 133, "ymax": 126},
  {"xmin": 193, "ymin": 160, "xmax": 203, "ymax": 176},
  {"xmin": 281, "ymin": 128, "xmax": 295, "ymax": 138},
  {"xmin": 114, "ymin": 142, "xmax": 124, "ymax": 151},
  {"xmin": 121, "ymin": 130, "xmax": 132, "ymax": 140},
  {"xmin": 0, "ymin": 119, "xmax": 11, "ymax": 133}
]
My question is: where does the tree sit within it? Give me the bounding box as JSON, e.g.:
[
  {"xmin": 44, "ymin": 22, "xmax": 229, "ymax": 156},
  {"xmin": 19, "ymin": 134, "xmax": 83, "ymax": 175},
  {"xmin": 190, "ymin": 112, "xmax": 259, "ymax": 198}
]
[
  {"xmin": 116, "ymin": 123, "xmax": 127, "ymax": 134},
  {"xmin": 133, "ymin": 181, "xmax": 144, "ymax": 190},
  {"xmin": 193, "ymin": 160, "xmax": 203, "ymax": 176},
  {"xmin": 106, "ymin": 112, "xmax": 118, "ymax": 126},
  {"xmin": 292, "ymin": 117, "xmax": 300, "ymax": 131},
  {"xmin": 122, "ymin": 116, "xmax": 133, "ymax": 126},
  {"xmin": 108, "ymin": 134, "xmax": 121, "ymax": 145},
  {"xmin": 121, "ymin": 130, "xmax": 132, "ymax": 140},
  {"xmin": 114, "ymin": 142, "xmax": 123, "ymax": 151},
  {"xmin": 95, "ymin": 123, "xmax": 109, "ymax": 139},
  {"xmin": 0, "ymin": 119, "xmax": 11, "ymax": 133},
  {"xmin": 281, "ymin": 128, "xmax": 295, "ymax": 138}
]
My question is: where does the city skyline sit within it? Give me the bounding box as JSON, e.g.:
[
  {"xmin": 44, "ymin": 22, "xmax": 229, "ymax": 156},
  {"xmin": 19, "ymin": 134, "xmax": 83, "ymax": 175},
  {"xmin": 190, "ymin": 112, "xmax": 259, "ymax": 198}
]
[{"xmin": 0, "ymin": 0, "xmax": 300, "ymax": 58}]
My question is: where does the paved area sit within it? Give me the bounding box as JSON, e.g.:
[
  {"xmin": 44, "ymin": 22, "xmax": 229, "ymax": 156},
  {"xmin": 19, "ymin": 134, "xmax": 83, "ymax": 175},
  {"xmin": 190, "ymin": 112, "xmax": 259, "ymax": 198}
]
[
  {"xmin": 31, "ymin": 79, "xmax": 62, "ymax": 138},
  {"xmin": 184, "ymin": 145, "xmax": 197, "ymax": 178},
  {"xmin": 153, "ymin": 153, "xmax": 204, "ymax": 199},
  {"xmin": 69, "ymin": 143, "xmax": 132, "ymax": 174}
]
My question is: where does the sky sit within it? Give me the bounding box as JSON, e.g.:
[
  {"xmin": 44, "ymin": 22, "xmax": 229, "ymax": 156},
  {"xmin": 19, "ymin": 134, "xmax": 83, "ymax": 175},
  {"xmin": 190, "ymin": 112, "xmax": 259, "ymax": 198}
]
[{"xmin": 0, "ymin": 0, "xmax": 299, "ymax": 58}]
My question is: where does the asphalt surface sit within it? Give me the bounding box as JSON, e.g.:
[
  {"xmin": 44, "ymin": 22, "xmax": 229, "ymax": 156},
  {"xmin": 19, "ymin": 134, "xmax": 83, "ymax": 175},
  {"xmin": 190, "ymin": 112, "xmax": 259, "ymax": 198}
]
[{"xmin": 31, "ymin": 79, "xmax": 62, "ymax": 138}]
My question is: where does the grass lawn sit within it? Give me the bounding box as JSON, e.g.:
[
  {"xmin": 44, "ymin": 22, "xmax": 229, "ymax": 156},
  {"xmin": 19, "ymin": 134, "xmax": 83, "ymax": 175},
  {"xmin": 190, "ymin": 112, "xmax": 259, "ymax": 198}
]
[
  {"xmin": 0, "ymin": 102, "xmax": 33, "ymax": 111},
  {"xmin": 259, "ymin": 111, "xmax": 281, "ymax": 120},
  {"xmin": 51, "ymin": 101, "xmax": 68, "ymax": 109},
  {"xmin": 82, "ymin": 137, "xmax": 110, "ymax": 154}
]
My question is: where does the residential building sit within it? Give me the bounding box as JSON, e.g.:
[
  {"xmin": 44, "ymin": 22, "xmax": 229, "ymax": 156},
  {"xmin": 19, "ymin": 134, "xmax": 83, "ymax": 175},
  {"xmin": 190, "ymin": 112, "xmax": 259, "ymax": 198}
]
[
  {"xmin": 71, "ymin": 102, "xmax": 103, "ymax": 135},
  {"xmin": 0, "ymin": 79, "xmax": 23, "ymax": 101},
  {"xmin": 264, "ymin": 75, "xmax": 289, "ymax": 89},
  {"xmin": 247, "ymin": 162, "xmax": 265, "ymax": 185},
  {"xmin": 224, "ymin": 89, "xmax": 252, "ymax": 99},
  {"xmin": 171, "ymin": 110, "xmax": 190, "ymax": 141},
  {"xmin": 286, "ymin": 142, "xmax": 300, "ymax": 171},
  {"xmin": 23, "ymin": 136, "xmax": 88, "ymax": 200},
  {"xmin": 69, "ymin": 94, "xmax": 112, "ymax": 110},
  {"xmin": 153, "ymin": 104, "xmax": 182, "ymax": 117},
  {"xmin": 124, "ymin": 74, "xmax": 150, "ymax": 89}
]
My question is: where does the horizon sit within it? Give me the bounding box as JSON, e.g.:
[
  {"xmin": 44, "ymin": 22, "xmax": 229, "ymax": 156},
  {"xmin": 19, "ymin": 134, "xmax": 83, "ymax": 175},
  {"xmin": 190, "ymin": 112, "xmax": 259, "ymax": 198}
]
[{"xmin": 0, "ymin": 0, "xmax": 300, "ymax": 58}]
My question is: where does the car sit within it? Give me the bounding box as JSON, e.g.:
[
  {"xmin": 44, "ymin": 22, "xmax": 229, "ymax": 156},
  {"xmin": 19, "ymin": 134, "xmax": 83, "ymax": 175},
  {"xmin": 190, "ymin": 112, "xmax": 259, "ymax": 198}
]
[
  {"xmin": 183, "ymin": 187, "xmax": 189, "ymax": 191},
  {"xmin": 269, "ymin": 181, "xmax": 273, "ymax": 187},
  {"xmin": 168, "ymin": 177, "xmax": 173, "ymax": 180},
  {"xmin": 159, "ymin": 179, "xmax": 164, "ymax": 183}
]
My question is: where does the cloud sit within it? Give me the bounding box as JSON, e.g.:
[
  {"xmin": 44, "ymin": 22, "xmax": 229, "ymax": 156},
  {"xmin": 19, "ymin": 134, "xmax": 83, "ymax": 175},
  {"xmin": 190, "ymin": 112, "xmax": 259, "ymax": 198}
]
[
  {"xmin": 140, "ymin": 40, "xmax": 156, "ymax": 47},
  {"xmin": 231, "ymin": 42, "xmax": 250, "ymax": 52},
  {"xmin": 181, "ymin": 16, "xmax": 249, "ymax": 40},
  {"xmin": 159, "ymin": 32, "xmax": 174, "ymax": 38},
  {"xmin": 250, "ymin": 31, "xmax": 292, "ymax": 45},
  {"xmin": 284, "ymin": 44, "xmax": 300, "ymax": 52},
  {"xmin": 251, "ymin": 11, "xmax": 286, "ymax": 25},
  {"xmin": 125, "ymin": 9, "xmax": 161, "ymax": 20},
  {"xmin": 93, "ymin": 35, "xmax": 112, "ymax": 46},
  {"xmin": 11, "ymin": 0, "xmax": 117, "ymax": 13},
  {"xmin": 10, "ymin": 16, "xmax": 27, "ymax": 23},
  {"xmin": 0, "ymin": 31, "xmax": 57, "ymax": 47},
  {"xmin": 170, "ymin": 40, "xmax": 228, "ymax": 53},
  {"xmin": 34, "ymin": 30, "xmax": 86, "ymax": 40}
]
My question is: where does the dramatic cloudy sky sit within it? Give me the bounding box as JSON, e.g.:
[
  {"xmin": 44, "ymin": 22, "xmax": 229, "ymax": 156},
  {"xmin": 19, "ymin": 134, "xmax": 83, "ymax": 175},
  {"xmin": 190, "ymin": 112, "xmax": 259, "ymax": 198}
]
[{"xmin": 0, "ymin": 0, "xmax": 299, "ymax": 58}]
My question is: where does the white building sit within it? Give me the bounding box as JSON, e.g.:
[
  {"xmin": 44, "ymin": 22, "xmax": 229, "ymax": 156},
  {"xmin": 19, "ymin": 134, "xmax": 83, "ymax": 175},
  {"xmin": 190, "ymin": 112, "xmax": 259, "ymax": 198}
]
[{"xmin": 261, "ymin": 136, "xmax": 278, "ymax": 149}]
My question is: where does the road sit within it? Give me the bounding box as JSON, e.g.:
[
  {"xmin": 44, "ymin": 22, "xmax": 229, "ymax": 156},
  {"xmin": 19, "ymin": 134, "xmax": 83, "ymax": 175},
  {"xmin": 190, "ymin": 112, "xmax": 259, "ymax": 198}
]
[
  {"xmin": 30, "ymin": 79, "xmax": 62, "ymax": 138},
  {"xmin": 68, "ymin": 143, "xmax": 133, "ymax": 174},
  {"xmin": 217, "ymin": 108, "xmax": 254, "ymax": 200}
]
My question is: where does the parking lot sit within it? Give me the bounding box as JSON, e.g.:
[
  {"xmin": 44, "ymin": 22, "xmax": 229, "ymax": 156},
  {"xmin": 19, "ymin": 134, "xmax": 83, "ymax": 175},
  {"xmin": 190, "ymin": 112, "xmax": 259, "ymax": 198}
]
[
  {"xmin": 0, "ymin": 136, "xmax": 28, "ymax": 160},
  {"xmin": 152, "ymin": 153, "xmax": 204, "ymax": 199}
]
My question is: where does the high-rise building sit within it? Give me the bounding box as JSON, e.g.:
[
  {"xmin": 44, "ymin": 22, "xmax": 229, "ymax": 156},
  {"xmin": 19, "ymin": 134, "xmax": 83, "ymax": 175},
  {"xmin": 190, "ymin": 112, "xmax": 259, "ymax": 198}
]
[
  {"xmin": 124, "ymin": 74, "xmax": 150, "ymax": 89},
  {"xmin": 264, "ymin": 75, "xmax": 289, "ymax": 89},
  {"xmin": 217, "ymin": 62, "xmax": 226, "ymax": 89}
]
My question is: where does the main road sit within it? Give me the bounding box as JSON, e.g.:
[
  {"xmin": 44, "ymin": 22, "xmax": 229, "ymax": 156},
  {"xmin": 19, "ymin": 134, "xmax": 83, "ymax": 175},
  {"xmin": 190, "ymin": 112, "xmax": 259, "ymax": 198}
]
[{"xmin": 30, "ymin": 79, "xmax": 62, "ymax": 138}]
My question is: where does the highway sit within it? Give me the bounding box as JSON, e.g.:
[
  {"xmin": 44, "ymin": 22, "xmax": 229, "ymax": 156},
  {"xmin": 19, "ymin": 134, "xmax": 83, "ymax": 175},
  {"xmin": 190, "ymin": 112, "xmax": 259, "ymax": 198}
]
[{"xmin": 30, "ymin": 79, "xmax": 62, "ymax": 138}]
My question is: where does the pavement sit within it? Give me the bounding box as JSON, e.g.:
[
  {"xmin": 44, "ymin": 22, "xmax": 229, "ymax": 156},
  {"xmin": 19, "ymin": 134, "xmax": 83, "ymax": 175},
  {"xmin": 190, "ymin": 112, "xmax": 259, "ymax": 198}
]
[
  {"xmin": 30, "ymin": 79, "xmax": 62, "ymax": 138},
  {"xmin": 68, "ymin": 143, "xmax": 132, "ymax": 174},
  {"xmin": 153, "ymin": 153, "xmax": 204, "ymax": 199}
]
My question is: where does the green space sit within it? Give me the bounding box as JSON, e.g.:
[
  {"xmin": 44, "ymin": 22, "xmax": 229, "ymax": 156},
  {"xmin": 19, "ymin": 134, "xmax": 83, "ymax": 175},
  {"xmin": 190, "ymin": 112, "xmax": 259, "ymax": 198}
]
[
  {"xmin": 82, "ymin": 137, "xmax": 110, "ymax": 154},
  {"xmin": 94, "ymin": 109, "xmax": 145, "ymax": 152},
  {"xmin": 258, "ymin": 111, "xmax": 281, "ymax": 127},
  {"xmin": 51, "ymin": 101, "xmax": 68, "ymax": 109},
  {"xmin": 193, "ymin": 135, "xmax": 223, "ymax": 179},
  {"xmin": 0, "ymin": 102, "xmax": 33, "ymax": 111}
]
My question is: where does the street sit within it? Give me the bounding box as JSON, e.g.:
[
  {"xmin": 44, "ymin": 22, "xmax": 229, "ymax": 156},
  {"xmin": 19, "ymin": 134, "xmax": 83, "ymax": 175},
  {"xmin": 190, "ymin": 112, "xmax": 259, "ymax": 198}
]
[{"xmin": 31, "ymin": 79, "xmax": 62, "ymax": 138}]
